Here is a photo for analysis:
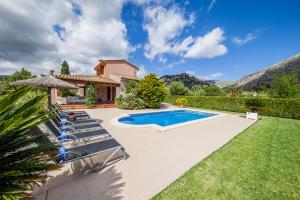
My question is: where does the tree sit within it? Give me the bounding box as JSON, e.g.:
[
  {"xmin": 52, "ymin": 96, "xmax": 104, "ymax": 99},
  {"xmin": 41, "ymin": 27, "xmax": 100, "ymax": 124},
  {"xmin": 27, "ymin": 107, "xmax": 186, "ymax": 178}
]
[
  {"xmin": 169, "ymin": 81, "xmax": 189, "ymax": 95},
  {"xmin": 60, "ymin": 60, "xmax": 74, "ymax": 96},
  {"xmin": 227, "ymin": 84, "xmax": 239, "ymax": 97},
  {"xmin": 204, "ymin": 86, "xmax": 223, "ymax": 96},
  {"xmin": 139, "ymin": 73, "xmax": 167, "ymax": 108},
  {"xmin": 0, "ymin": 87, "xmax": 58, "ymax": 199},
  {"xmin": 191, "ymin": 85, "xmax": 206, "ymax": 96},
  {"xmin": 269, "ymin": 74, "xmax": 300, "ymax": 98},
  {"xmin": 60, "ymin": 60, "xmax": 70, "ymax": 75},
  {"xmin": 0, "ymin": 68, "xmax": 34, "ymax": 95},
  {"xmin": 85, "ymin": 84, "xmax": 96, "ymax": 108}
]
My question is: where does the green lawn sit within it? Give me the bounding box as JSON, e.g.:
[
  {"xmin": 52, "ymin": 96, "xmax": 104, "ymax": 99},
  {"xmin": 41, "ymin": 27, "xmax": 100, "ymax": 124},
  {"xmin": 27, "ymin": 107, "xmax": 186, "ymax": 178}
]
[{"xmin": 153, "ymin": 117, "xmax": 300, "ymax": 200}]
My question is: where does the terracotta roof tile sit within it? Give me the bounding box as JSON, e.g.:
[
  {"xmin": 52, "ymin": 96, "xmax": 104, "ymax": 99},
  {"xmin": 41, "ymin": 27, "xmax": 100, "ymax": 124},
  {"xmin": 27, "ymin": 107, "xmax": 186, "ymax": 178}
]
[{"xmin": 55, "ymin": 75, "xmax": 119, "ymax": 84}]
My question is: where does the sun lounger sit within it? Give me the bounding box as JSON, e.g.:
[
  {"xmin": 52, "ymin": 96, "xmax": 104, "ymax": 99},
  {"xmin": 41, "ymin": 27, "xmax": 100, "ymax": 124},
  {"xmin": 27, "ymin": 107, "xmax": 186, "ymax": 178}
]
[
  {"xmin": 31, "ymin": 127, "xmax": 127, "ymax": 172},
  {"xmin": 54, "ymin": 103, "xmax": 90, "ymax": 119},
  {"xmin": 54, "ymin": 110, "xmax": 100, "ymax": 125},
  {"xmin": 56, "ymin": 138, "xmax": 127, "ymax": 171},
  {"xmin": 52, "ymin": 116, "xmax": 103, "ymax": 132},
  {"xmin": 44, "ymin": 120, "xmax": 110, "ymax": 144},
  {"xmin": 54, "ymin": 103, "xmax": 88, "ymax": 115}
]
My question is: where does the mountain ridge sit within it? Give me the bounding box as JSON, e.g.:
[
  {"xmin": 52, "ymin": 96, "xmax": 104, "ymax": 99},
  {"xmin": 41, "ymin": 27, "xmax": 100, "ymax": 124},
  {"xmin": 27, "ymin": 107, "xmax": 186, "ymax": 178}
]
[
  {"xmin": 160, "ymin": 53, "xmax": 300, "ymax": 90},
  {"xmin": 236, "ymin": 53, "xmax": 300, "ymax": 90}
]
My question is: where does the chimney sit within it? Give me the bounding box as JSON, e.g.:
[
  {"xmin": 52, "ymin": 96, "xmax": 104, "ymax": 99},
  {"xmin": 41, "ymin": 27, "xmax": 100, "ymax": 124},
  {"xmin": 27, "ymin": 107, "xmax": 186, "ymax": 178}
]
[{"xmin": 49, "ymin": 70, "xmax": 54, "ymax": 75}]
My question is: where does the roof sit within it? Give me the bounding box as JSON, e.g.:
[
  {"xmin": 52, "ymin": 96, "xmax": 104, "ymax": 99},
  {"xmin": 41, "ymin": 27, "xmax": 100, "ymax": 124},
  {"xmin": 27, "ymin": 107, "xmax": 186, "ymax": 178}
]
[
  {"xmin": 96, "ymin": 59, "xmax": 139, "ymax": 70},
  {"xmin": 10, "ymin": 75, "xmax": 78, "ymax": 89},
  {"xmin": 55, "ymin": 75, "xmax": 119, "ymax": 85},
  {"xmin": 110, "ymin": 73, "xmax": 141, "ymax": 80}
]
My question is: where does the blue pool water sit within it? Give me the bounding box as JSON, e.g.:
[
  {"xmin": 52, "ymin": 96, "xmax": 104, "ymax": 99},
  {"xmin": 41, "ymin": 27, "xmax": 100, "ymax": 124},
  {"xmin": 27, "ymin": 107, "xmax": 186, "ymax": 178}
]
[{"xmin": 118, "ymin": 110, "xmax": 216, "ymax": 127}]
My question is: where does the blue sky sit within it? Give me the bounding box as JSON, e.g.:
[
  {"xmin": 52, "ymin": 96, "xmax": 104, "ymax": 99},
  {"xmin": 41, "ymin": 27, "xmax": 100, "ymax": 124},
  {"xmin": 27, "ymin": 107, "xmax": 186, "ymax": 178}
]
[
  {"xmin": 123, "ymin": 0, "xmax": 300, "ymax": 80},
  {"xmin": 0, "ymin": 0, "xmax": 299, "ymax": 80}
]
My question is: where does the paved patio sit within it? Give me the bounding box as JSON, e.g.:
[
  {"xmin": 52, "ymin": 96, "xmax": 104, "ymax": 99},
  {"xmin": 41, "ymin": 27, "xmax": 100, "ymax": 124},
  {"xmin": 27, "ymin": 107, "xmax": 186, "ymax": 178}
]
[{"xmin": 33, "ymin": 107, "xmax": 255, "ymax": 200}]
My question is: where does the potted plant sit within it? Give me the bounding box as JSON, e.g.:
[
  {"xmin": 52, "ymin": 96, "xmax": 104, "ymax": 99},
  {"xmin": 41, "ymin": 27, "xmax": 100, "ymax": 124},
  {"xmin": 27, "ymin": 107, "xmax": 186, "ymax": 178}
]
[
  {"xmin": 176, "ymin": 97, "xmax": 187, "ymax": 108},
  {"xmin": 243, "ymin": 97, "xmax": 264, "ymax": 120}
]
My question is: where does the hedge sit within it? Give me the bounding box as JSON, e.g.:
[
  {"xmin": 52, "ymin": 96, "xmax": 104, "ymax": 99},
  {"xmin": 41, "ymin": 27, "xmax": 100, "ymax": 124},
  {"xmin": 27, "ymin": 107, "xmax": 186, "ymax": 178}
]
[{"xmin": 165, "ymin": 96, "xmax": 300, "ymax": 120}]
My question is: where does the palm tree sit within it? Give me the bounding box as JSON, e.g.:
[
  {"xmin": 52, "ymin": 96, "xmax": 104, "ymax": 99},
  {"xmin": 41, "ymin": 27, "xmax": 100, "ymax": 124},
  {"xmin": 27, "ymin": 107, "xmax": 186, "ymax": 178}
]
[{"xmin": 0, "ymin": 87, "xmax": 59, "ymax": 199}]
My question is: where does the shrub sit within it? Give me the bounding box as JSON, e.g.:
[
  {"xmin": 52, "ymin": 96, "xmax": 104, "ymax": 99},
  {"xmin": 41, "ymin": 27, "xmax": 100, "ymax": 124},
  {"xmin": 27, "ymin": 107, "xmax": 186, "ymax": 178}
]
[
  {"xmin": 60, "ymin": 89, "xmax": 76, "ymax": 97},
  {"xmin": 116, "ymin": 93, "xmax": 145, "ymax": 109},
  {"xmin": 169, "ymin": 81, "xmax": 189, "ymax": 95},
  {"xmin": 165, "ymin": 96, "xmax": 300, "ymax": 119},
  {"xmin": 176, "ymin": 97, "xmax": 187, "ymax": 107},
  {"xmin": 85, "ymin": 84, "xmax": 96, "ymax": 108},
  {"xmin": 115, "ymin": 95, "xmax": 124, "ymax": 107},
  {"xmin": 204, "ymin": 86, "xmax": 224, "ymax": 96},
  {"xmin": 125, "ymin": 80, "xmax": 140, "ymax": 95},
  {"xmin": 244, "ymin": 98, "xmax": 264, "ymax": 113},
  {"xmin": 140, "ymin": 73, "xmax": 167, "ymax": 108}
]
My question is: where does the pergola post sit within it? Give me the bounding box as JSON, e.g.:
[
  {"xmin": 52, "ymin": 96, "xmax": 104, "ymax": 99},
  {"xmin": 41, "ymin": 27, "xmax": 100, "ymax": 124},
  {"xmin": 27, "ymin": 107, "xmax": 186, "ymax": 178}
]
[{"xmin": 48, "ymin": 87, "xmax": 52, "ymax": 108}]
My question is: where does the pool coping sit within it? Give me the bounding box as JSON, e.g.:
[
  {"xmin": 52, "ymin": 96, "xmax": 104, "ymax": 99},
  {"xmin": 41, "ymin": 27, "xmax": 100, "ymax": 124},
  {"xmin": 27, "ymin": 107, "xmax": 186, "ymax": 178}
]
[{"xmin": 110, "ymin": 108, "xmax": 226, "ymax": 132}]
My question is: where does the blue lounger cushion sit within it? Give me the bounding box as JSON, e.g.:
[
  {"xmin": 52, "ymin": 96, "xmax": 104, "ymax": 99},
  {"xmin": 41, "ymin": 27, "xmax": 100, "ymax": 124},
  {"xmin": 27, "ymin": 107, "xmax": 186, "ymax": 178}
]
[{"xmin": 57, "ymin": 146, "xmax": 68, "ymax": 163}]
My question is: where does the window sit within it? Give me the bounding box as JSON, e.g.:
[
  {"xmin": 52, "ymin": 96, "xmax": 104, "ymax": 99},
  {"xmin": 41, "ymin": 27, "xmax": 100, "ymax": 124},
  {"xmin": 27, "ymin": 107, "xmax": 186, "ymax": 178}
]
[
  {"xmin": 97, "ymin": 65, "xmax": 105, "ymax": 76},
  {"xmin": 99, "ymin": 65, "xmax": 104, "ymax": 75}
]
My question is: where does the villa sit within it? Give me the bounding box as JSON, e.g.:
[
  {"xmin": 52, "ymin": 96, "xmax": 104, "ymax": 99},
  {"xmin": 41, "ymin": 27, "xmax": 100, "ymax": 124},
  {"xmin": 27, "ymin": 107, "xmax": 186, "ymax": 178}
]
[{"xmin": 55, "ymin": 60, "xmax": 140, "ymax": 104}]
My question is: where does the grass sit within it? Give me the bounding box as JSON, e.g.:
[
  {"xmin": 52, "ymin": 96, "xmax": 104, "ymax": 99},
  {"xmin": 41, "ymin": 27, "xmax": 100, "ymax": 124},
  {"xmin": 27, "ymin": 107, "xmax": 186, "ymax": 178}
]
[{"xmin": 153, "ymin": 117, "xmax": 300, "ymax": 200}]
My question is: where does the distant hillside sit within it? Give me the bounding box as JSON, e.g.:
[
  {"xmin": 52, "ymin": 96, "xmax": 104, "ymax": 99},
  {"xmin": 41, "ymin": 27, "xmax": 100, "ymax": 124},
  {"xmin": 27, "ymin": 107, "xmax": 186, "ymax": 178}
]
[
  {"xmin": 160, "ymin": 73, "xmax": 211, "ymax": 88},
  {"xmin": 236, "ymin": 53, "xmax": 300, "ymax": 90},
  {"xmin": 0, "ymin": 75, "xmax": 8, "ymax": 81}
]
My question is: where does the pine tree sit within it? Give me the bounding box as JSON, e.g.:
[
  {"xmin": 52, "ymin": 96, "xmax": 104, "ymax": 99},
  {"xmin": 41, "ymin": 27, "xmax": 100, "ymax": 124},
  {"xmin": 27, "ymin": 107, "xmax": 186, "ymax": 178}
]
[
  {"xmin": 60, "ymin": 60, "xmax": 73, "ymax": 96},
  {"xmin": 139, "ymin": 73, "xmax": 167, "ymax": 108},
  {"xmin": 60, "ymin": 60, "xmax": 70, "ymax": 74}
]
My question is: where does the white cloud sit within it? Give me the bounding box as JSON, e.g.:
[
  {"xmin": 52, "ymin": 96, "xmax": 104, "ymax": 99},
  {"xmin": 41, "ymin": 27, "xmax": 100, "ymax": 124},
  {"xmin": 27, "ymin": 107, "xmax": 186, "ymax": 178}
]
[
  {"xmin": 0, "ymin": 0, "xmax": 133, "ymax": 75},
  {"xmin": 199, "ymin": 72, "xmax": 223, "ymax": 80},
  {"xmin": 143, "ymin": 5, "xmax": 227, "ymax": 61},
  {"xmin": 184, "ymin": 27, "xmax": 227, "ymax": 58},
  {"xmin": 137, "ymin": 65, "xmax": 147, "ymax": 77},
  {"xmin": 164, "ymin": 58, "xmax": 185, "ymax": 69},
  {"xmin": 232, "ymin": 32, "xmax": 258, "ymax": 46},
  {"xmin": 143, "ymin": 5, "xmax": 194, "ymax": 59},
  {"xmin": 208, "ymin": 0, "xmax": 217, "ymax": 12},
  {"xmin": 159, "ymin": 56, "xmax": 167, "ymax": 64},
  {"xmin": 185, "ymin": 71, "xmax": 223, "ymax": 80},
  {"xmin": 172, "ymin": 36, "xmax": 194, "ymax": 55}
]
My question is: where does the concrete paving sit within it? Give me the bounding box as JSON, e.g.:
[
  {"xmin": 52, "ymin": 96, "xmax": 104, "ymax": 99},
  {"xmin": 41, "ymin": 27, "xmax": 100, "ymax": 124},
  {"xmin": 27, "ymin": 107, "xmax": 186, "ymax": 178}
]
[{"xmin": 33, "ymin": 107, "xmax": 255, "ymax": 200}]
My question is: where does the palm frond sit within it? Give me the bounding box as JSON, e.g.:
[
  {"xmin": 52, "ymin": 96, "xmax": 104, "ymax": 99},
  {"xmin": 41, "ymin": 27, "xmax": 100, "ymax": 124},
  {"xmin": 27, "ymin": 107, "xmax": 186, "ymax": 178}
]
[
  {"xmin": 0, "ymin": 88, "xmax": 59, "ymax": 199},
  {"xmin": 0, "ymin": 87, "xmax": 31, "ymax": 112}
]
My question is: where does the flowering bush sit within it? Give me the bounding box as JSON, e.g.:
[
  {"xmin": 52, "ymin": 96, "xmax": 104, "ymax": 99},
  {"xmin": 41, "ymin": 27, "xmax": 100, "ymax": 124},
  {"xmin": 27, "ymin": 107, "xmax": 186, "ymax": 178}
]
[
  {"xmin": 116, "ymin": 93, "xmax": 145, "ymax": 110},
  {"xmin": 176, "ymin": 97, "xmax": 187, "ymax": 107}
]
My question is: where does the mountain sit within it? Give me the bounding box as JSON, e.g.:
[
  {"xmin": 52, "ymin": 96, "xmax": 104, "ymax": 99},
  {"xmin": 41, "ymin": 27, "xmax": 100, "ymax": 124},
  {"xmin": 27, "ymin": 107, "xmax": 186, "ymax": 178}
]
[
  {"xmin": 160, "ymin": 73, "xmax": 211, "ymax": 88},
  {"xmin": 213, "ymin": 80, "xmax": 236, "ymax": 88},
  {"xmin": 236, "ymin": 53, "xmax": 300, "ymax": 90}
]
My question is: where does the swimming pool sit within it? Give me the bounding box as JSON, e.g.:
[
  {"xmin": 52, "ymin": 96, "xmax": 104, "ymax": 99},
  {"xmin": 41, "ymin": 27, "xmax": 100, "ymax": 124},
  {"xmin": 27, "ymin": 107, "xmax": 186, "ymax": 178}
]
[{"xmin": 116, "ymin": 109, "xmax": 217, "ymax": 129}]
